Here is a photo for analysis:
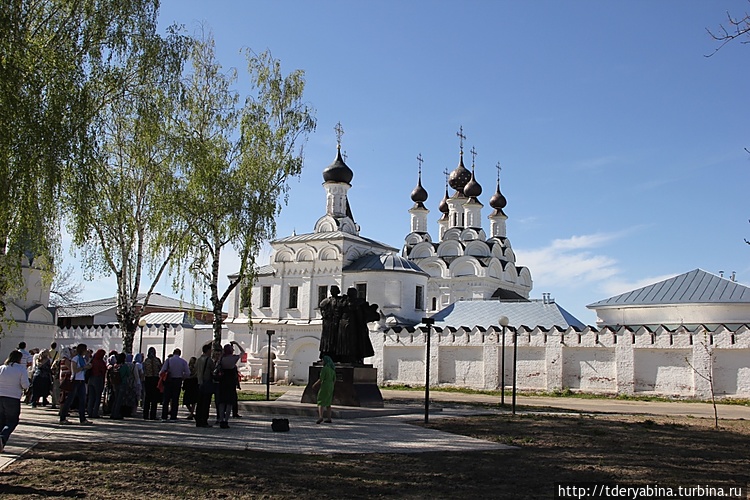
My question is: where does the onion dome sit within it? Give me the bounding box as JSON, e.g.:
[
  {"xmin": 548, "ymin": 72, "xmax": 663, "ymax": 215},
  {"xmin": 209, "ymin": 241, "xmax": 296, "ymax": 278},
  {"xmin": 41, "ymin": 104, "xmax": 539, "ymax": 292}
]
[
  {"xmin": 345, "ymin": 253, "xmax": 427, "ymax": 275},
  {"xmin": 411, "ymin": 176, "xmax": 428, "ymax": 206},
  {"xmin": 448, "ymin": 152, "xmax": 472, "ymax": 194},
  {"xmin": 438, "ymin": 187, "xmax": 449, "ymax": 214},
  {"xmin": 489, "ymin": 179, "xmax": 507, "ymax": 211},
  {"xmin": 464, "ymin": 169, "xmax": 482, "ymax": 198},
  {"xmin": 322, "ymin": 145, "xmax": 353, "ymax": 184}
]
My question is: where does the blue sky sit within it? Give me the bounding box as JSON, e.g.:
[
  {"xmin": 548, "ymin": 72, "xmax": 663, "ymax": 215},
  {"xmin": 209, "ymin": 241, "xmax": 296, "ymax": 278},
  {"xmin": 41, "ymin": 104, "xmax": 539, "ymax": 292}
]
[{"xmin": 64, "ymin": 1, "xmax": 750, "ymax": 325}]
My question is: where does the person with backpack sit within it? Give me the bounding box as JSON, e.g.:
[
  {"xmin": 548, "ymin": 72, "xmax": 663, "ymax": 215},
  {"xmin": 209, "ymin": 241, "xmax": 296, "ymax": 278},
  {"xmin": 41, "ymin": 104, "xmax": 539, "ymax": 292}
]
[{"xmin": 142, "ymin": 347, "xmax": 162, "ymax": 420}]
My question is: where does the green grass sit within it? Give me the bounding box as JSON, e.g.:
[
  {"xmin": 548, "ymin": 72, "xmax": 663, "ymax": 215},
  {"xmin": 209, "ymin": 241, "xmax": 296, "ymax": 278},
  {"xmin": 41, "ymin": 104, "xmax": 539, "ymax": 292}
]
[
  {"xmin": 237, "ymin": 390, "xmax": 283, "ymax": 401},
  {"xmin": 380, "ymin": 384, "xmax": 750, "ymax": 406}
]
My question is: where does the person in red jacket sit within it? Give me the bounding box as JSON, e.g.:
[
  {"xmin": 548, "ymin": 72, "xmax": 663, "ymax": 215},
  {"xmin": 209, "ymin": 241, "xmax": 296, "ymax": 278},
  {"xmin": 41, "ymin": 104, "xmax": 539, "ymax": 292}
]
[{"xmin": 86, "ymin": 349, "xmax": 107, "ymax": 418}]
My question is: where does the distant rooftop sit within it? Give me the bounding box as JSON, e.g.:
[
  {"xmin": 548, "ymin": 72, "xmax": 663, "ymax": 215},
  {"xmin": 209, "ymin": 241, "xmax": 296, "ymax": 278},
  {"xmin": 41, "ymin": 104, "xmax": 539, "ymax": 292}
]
[
  {"xmin": 57, "ymin": 293, "xmax": 209, "ymax": 318},
  {"xmin": 587, "ymin": 269, "xmax": 750, "ymax": 309},
  {"xmin": 428, "ymin": 299, "xmax": 586, "ymax": 330}
]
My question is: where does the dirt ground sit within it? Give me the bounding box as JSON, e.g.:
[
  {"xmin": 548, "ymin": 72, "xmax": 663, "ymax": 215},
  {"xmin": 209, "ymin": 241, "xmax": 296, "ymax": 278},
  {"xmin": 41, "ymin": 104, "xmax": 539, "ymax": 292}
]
[{"xmin": 1, "ymin": 411, "xmax": 748, "ymax": 499}]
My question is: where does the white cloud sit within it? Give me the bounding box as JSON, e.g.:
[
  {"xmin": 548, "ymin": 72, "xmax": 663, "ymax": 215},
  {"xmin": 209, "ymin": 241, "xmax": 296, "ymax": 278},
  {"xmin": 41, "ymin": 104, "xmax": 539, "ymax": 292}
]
[
  {"xmin": 516, "ymin": 231, "xmax": 625, "ymax": 289},
  {"xmin": 547, "ymin": 232, "xmax": 621, "ymax": 251},
  {"xmin": 573, "ymin": 155, "xmax": 622, "ymax": 171}
]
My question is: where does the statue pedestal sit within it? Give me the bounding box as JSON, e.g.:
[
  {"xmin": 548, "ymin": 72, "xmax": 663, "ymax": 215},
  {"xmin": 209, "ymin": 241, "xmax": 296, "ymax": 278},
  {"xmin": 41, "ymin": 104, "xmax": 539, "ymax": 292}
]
[{"xmin": 301, "ymin": 363, "xmax": 384, "ymax": 408}]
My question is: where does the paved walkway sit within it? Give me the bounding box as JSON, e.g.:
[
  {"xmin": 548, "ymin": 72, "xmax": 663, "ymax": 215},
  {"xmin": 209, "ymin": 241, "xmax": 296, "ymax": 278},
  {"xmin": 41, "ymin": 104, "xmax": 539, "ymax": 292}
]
[
  {"xmin": 2, "ymin": 386, "xmax": 747, "ymax": 472},
  {"xmin": 0, "ymin": 389, "xmax": 510, "ymax": 471}
]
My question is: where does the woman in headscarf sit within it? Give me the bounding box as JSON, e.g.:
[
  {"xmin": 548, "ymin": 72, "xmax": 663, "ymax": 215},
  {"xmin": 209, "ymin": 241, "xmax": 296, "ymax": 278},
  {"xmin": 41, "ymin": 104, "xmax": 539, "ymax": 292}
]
[
  {"xmin": 109, "ymin": 352, "xmax": 134, "ymax": 419},
  {"xmin": 30, "ymin": 349, "xmax": 52, "ymax": 408},
  {"xmin": 0, "ymin": 351, "xmax": 30, "ymax": 452},
  {"xmin": 133, "ymin": 353, "xmax": 144, "ymax": 409},
  {"xmin": 142, "ymin": 347, "xmax": 162, "ymax": 420},
  {"xmin": 215, "ymin": 341, "xmax": 245, "ymax": 429},
  {"xmin": 57, "ymin": 347, "xmax": 72, "ymax": 411},
  {"xmin": 86, "ymin": 349, "xmax": 107, "ymax": 418},
  {"xmin": 314, "ymin": 356, "xmax": 336, "ymax": 424},
  {"xmin": 121, "ymin": 354, "xmax": 139, "ymax": 417}
]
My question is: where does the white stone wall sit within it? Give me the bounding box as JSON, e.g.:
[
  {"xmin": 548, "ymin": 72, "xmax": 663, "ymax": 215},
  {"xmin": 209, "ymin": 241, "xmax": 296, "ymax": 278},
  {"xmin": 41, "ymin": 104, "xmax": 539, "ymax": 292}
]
[
  {"xmin": 54, "ymin": 324, "xmax": 249, "ymax": 370},
  {"xmin": 54, "ymin": 322, "xmax": 750, "ymax": 400},
  {"xmin": 374, "ymin": 325, "xmax": 750, "ymax": 400}
]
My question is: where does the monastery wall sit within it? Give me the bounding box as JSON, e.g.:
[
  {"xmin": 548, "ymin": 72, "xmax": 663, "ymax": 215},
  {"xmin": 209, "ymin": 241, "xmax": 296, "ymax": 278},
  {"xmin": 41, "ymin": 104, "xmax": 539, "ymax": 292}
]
[
  {"xmin": 54, "ymin": 323, "xmax": 750, "ymax": 400},
  {"xmin": 375, "ymin": 325, "xmax": 750, "ymax": 399}
]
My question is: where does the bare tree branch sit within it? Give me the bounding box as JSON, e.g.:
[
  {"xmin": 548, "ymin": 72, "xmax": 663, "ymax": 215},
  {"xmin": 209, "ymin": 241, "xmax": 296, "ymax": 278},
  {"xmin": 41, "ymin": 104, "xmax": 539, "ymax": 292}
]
[
  {"xmin": 706, "ymin": 7, "xmax": 750, "ymax": 57},
  {"xmin": 49, "ymin": 265, "xmax": 83, "ymax": 308}
]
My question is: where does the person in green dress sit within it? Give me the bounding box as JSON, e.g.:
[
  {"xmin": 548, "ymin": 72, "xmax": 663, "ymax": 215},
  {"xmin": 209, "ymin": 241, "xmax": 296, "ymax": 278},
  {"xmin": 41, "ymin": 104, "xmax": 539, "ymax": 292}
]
[{"xmin": 314, "ymin": 356, "xmax": 336, "ymax": 424}]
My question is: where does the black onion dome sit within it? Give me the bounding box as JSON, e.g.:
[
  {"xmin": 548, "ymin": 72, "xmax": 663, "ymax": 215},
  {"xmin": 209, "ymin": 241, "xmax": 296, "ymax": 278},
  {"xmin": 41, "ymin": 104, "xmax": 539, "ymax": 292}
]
[
  {"xmin": 411, "ymin": 176, "xmax": 428, "ymax": 204},
  {"xmin": 489, "ymin": 179, "xmax": 507, "ymax": 209},
  {"xmin": 438, "ymin": 187, "xmax": 449, "ymax": 213},
  {"xmin": 464, "ymin": 169, "xmax": 482, "ymax": 198},
  {"xmin": 322, "ymin": 146, "xmax": 353, "ymax": 184},
  {"xmin": 448, "ymin": 153, "xmax": 472, "ymax": 193}
]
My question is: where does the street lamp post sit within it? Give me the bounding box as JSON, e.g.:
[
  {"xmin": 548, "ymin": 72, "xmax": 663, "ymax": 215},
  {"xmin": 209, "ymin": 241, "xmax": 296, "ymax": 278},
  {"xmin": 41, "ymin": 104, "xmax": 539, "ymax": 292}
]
[
  {"xmin": 162, "ymin": 323, "xmax": 169, "ymax": 361},
  {"xmin": 266, "ymin": 330, "xmax": 275, "ymax": 401},
  {"xmin": 422, "ymin": 317, "xmax": 435, "ymax": 424},
  {"xmin": 138, "ymin": 318, "xmax": 146, "ymax": 358},
  {"xmin": 512, "ymin": 325, "xmax": 518, "ymax": 415},
  {"xmin": 498, "ymin": 316, "xmax": 509, "ymax": 407}
]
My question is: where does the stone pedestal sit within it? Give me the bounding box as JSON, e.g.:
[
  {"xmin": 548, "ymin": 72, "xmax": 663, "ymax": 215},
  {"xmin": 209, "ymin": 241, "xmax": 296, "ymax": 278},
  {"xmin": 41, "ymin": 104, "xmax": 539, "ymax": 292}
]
[{"xmin": 301, "ymin": 363, "xmax": 384, "ymax": 408}]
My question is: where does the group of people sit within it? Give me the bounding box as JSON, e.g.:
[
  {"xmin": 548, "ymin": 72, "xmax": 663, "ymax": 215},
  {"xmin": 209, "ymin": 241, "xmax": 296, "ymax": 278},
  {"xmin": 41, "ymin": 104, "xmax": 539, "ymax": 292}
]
[{"xmin": 0, "ymin": 339, "xmax": 247, "ymax": 452}]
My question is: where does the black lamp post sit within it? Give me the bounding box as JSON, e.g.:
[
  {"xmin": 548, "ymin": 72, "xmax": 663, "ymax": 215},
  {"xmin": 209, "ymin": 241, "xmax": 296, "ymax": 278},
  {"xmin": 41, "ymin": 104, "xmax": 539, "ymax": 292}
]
[
  {"xmin": 499, "ymin": 316, "xmax": 508, "ymax": 406},
  {"xmin": 422, "ymin": 317, "xmax": 435, "ymax": 424},
  {"xmin": 512, "ymin": 325, "xmax": 518, "ymax": 415},
  {"xmin": 266, "ymin": 330, "xmax": 275, "ymax": 401},
  {"xmin": 138, "ymin": 318, "xmax": 146, "ymax": 358},
  {"xmin": 162, "ymin": 323, "xmax": 169, "ymax": 361}
]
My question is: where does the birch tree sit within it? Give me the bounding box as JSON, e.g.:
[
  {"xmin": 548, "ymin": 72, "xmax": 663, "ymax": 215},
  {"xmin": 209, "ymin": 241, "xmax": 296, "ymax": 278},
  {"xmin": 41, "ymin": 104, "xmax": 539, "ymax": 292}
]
[
  {"xmin": 175, "ymin": 34, "xmax": 315, "ymax": 345},
  {"xmin": 67, "ymin": 27, "xmax": 190, "ymax": 354},
  {"xmin": 0, "ymin": 0, "xmax": 166, "ymax": 333}
]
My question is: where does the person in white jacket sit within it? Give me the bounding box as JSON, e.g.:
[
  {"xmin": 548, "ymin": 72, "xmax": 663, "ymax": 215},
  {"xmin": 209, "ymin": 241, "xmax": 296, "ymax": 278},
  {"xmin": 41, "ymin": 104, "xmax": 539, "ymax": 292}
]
[{"xmin": 0, "ymin": 350, "xmax": 30, "ymax": 453}]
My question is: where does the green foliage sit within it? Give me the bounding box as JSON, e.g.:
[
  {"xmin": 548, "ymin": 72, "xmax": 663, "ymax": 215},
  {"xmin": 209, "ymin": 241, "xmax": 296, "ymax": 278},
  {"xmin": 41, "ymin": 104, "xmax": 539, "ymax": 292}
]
[
  {"xmin": 64, "ymin": 8, "xmax": 190, "ymax": 353},
  {"xmin": 240, "ymin": 283, "xmax": 252, "ymax": 310},
  {"xmin": 173, "ymin": 32, "xmax": 316, "ymax": 344},
  {"xmin": 0, "ymin": 0, "xmax": 165, "ymax": 333}
]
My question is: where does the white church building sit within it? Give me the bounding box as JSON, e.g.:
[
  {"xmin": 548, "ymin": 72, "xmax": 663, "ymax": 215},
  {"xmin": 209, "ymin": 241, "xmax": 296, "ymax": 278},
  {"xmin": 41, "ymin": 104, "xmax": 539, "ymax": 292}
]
[{"xmin": 226, "ymin": 132, "xmax": 575, "ymax": 386}]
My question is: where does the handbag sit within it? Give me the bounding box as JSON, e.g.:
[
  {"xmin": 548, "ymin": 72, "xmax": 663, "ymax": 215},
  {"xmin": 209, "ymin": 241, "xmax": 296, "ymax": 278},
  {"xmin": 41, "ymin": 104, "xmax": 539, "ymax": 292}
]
[
  {"xmin": 271, "ymin": 418, "xmax": 290, "ymax": 432},
  {"xmin": 157, "ymin": 370, "xmax": 168, "ymax": 392}
]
